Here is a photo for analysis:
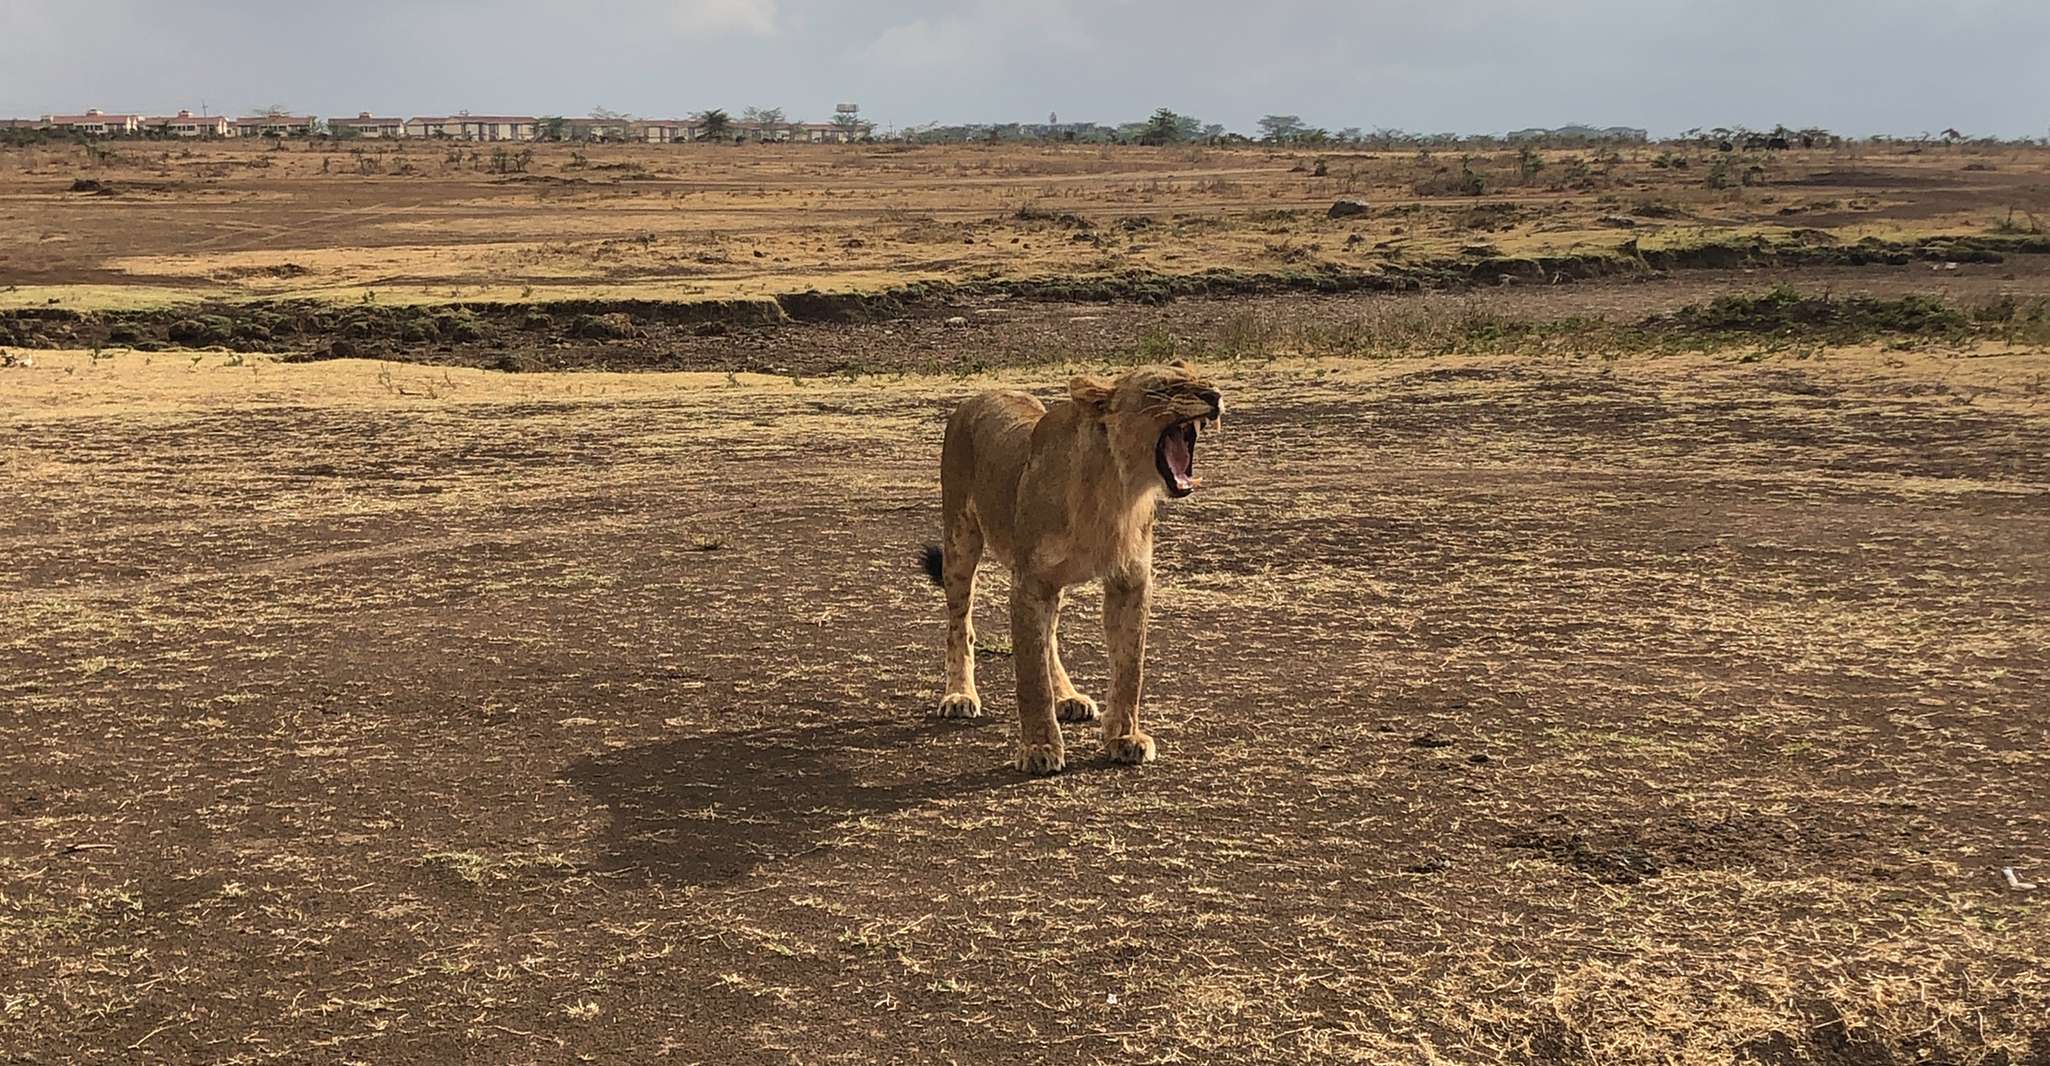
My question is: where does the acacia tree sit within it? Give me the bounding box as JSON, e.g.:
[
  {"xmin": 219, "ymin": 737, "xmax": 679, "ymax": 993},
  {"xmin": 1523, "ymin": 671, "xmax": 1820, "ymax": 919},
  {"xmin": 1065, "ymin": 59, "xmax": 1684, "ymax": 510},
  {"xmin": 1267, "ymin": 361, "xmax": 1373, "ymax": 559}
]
[
  {"xmin": 1258, "ymin": 114, "xmax": 1306, "ymax": 143},
  {"xmin": 742, "ymin": 106, "xmax": 785, "ymax": 132},
  {"xmin": 582, "ymin": 107, "xmax": 634, "ymax": 141}
]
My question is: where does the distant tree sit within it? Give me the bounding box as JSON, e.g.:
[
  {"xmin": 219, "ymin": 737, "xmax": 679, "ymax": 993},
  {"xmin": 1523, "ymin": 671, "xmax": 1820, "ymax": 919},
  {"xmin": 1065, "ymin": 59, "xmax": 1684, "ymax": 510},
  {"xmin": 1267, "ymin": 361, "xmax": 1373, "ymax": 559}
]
[
  {"xmin": 1258, "ymin": 114, "xmax": 1306, "ymax": 143},
  {"xmin": 1201, "ymin": 123, "xmax": 1226, "ymax": 141},
  {"xmin": 254, "ymin": 103, "xmax": 292, "ymax": 118},
  {"xmin": 1337, "ymin": 127, "xmax": 1363, "ymax": 144},
  {"xmin": 1140, "ymin": 108, "xmax": 1186, "ymax": 145},
  {"xmin": 742, "ymin": 106, "xmax": 785, "ymax": 126},
  {"xmin": 585, "ymin": 107, "xmax": 633, "ymax": 141},
  {"xmin": 830, "ymin": 109, "xmax": 871, "ymax": 139},
  {"xmin": 697, "ymin": 109, "xmax": 733, "ymax": 141},
  {"xmin": 537, "ymin": 116, "xmax": 568, "ymax": 141}
]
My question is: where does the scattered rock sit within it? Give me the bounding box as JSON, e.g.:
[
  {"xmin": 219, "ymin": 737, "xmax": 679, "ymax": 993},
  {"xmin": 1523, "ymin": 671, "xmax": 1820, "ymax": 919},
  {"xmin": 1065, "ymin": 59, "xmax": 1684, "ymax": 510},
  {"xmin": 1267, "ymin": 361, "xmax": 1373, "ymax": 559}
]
[
  {"xmin": 1596, "ymin": 215, "xmax": 1637, "ymax": 228},
  {"xmin": 1327, "ymin": 199, "xmax": 1369, "ymax": 219},
  {"xmin": 571, "ymin": 312, "xmax": 640, "ymax": 340},
  {"xmin": 943, "ymin": 316, "xmax": 969, "ymax": 327},
  {"xmin": 1014, "ymin": 207, "xmax": 1094, "ymax": 229},
  {"xmin": 493, "ymin": 351, "xmax": 548, "ymax": 373},
  {"xmin": 1411, "ymin": 734, "xmax": 1455, "ymax": 749},
  {"xmin": 167, "ymin": 317, "xmax": 234, "ymax": 346},
  {"xmin": 434, "ymin": 310, "xmax": 485, "ymax": 342}
]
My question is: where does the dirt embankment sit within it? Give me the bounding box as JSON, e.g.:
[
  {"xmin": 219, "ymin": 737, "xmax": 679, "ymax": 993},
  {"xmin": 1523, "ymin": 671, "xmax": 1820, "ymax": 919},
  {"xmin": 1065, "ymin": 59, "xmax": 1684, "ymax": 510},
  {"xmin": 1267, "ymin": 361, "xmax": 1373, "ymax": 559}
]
[{"xmin": 2, "ymin": 234, "xmax": 2045, "ymax": 373}]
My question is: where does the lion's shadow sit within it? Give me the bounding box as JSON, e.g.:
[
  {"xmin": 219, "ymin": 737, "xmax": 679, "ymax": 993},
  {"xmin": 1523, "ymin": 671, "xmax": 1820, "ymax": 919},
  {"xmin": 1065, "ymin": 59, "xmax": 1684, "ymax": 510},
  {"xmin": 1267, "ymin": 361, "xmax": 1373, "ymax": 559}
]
[{"xmin": 564, "ymin": 716, "xmax": 1045, "ymax": 887}]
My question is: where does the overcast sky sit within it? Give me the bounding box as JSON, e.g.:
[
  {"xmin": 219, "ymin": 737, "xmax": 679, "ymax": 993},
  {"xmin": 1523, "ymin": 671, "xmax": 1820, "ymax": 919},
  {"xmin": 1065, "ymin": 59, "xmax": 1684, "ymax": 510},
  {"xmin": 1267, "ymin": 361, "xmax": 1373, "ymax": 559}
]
[{"xmin": 3, "ymin": 0, "xmax": 2045, "ymax": 137}]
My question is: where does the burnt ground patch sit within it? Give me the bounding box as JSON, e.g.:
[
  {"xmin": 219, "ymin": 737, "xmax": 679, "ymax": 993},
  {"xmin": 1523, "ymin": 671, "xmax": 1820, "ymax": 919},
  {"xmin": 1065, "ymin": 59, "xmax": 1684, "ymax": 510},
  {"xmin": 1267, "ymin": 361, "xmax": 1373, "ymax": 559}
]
[{"xmin": 5, "ymin": 235, "xmax": 2048, "ymax": 375}]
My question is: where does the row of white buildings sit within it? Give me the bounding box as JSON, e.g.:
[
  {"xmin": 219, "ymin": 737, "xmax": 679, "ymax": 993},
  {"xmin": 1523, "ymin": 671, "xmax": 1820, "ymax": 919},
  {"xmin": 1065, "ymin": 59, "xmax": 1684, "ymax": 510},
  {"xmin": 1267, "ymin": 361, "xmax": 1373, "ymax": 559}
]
[
  {"xmin": 4, "ymin": 109, "xmax": 319, "ymax": 138},
  {"xmin": 4, "ymin": 109, "xmax": 867, "ymax": 143}
]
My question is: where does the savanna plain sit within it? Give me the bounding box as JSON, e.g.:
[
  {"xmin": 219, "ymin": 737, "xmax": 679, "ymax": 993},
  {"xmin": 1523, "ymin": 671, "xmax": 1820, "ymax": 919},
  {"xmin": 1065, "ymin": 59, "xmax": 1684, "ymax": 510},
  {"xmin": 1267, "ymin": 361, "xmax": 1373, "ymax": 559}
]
[{"xmin": 3, "ymin": 137, "xmax": 2048, "ymax": 1064}]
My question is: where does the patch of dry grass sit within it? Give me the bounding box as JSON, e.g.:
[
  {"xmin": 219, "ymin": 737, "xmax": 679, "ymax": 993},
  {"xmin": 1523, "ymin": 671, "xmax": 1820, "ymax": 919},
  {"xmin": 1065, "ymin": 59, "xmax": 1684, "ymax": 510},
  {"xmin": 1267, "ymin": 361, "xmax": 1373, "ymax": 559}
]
[
  {"xmin": 1, "ymin": 348, "xmax": 2046, "ymax": 1063},
  {"xmin": 4, "ymin": 139, "xmax": 2046, "ymax": 311}
]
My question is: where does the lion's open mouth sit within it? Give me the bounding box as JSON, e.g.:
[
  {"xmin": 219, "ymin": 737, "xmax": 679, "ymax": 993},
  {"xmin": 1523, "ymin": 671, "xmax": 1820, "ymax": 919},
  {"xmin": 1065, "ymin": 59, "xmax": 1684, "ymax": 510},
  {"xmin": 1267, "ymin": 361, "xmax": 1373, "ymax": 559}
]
[{"xmin": 1155, "ymin": 417, "xmax": 1211, "ymax": 497}]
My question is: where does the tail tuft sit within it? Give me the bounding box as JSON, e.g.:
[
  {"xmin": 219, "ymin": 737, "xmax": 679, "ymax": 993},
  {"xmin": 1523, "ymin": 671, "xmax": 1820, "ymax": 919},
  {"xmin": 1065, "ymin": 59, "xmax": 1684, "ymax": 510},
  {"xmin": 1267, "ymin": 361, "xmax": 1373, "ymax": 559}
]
[{"xmin": 918, "ymin": 544, "xmax": 945, "ymax": 587}]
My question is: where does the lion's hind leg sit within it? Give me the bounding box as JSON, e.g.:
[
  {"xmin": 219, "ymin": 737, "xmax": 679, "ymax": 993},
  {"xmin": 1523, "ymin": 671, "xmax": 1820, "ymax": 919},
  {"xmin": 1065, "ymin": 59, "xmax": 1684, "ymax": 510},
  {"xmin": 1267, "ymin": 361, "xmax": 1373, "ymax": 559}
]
[
  {"xmin": 1049, "ymin": 592, "xmax": 1099, "ymax": 723},
  {"xmin": 935, "ymin": 507, "xmax": 985, "ymax": 719}
]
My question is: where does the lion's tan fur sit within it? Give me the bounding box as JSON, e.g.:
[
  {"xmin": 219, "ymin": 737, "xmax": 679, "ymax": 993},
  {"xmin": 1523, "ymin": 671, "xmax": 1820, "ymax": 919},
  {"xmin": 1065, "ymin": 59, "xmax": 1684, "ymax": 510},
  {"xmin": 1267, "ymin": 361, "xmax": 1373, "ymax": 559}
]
[{"xmin": 930, "ymin": 362, "xmax": 1222, "ymax": 773}]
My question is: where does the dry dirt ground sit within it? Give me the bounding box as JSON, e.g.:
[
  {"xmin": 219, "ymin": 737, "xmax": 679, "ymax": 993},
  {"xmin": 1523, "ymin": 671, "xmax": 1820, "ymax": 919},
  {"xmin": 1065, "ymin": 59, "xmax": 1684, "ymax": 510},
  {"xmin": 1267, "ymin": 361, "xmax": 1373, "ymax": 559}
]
[
  {"xmin": 3, "ymin": 346, "xmax": 2047, "ymax": 1064},
  {"xmin": 3, "ymin": 140, "xmax": 2047, "ymax": 309}
]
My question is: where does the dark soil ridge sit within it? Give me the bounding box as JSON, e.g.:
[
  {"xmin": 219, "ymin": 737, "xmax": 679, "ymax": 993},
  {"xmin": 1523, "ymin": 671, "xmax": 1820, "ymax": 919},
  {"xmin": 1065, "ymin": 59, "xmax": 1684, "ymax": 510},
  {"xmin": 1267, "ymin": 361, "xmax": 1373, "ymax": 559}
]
[{"xmin": 2, "ymin": 234, "xmax": 2043, "ymax": 369}]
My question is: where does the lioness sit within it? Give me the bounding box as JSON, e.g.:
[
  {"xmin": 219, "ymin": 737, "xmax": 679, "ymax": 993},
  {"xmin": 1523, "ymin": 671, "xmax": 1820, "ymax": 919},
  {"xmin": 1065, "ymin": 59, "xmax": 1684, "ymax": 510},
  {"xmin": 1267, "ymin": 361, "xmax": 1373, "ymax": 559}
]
[{"xmin": 919, "ymin": 361, "xmax": 1223, "ymax": 774}]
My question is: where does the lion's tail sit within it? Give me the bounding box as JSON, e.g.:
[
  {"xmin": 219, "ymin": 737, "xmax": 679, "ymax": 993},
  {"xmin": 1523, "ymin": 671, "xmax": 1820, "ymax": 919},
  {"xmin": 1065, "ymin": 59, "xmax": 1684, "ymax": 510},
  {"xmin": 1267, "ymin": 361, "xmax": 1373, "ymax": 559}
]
[{"xmin": 918, "ymin": 544, "xmax": 945, "ymax": 588}]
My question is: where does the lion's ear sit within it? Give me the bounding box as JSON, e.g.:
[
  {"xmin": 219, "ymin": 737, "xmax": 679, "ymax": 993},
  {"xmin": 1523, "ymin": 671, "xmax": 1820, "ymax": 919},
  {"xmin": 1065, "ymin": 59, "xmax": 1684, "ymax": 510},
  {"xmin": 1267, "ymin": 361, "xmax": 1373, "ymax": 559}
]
[
  {"xmin": 1068, "ymin": 374, "xmax": 1114, "ymax": 413},
  {"xmin": 1168, "ymin": 358, "xmax": 1191, "ymax": 369}
]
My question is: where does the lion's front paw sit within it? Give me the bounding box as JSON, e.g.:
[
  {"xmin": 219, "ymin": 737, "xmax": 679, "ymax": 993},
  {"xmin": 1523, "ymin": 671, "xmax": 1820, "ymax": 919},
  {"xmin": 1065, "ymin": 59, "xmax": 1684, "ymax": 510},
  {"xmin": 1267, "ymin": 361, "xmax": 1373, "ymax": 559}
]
[
  {"xmin": 1055, "ymin": 693, "xmax": 1100, "ymax": 723},
  {"xmin": 1104, "ymin": 731, "xmax": 1157, "ymax": 765},
  {"xmin": 1013, "ymin": 742, "xmax": 1067, "ymax": 775},
  {"xmin": 935, "ymin": 692, "xmax": 983, "ymax": 719}
]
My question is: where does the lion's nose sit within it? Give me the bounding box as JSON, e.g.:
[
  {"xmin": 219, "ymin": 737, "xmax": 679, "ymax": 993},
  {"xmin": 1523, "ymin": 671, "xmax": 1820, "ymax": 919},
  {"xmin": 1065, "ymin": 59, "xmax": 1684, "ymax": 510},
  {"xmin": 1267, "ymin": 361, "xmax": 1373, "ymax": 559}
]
[{"xmin": 1197, "ymin": 388, "xmax": 1221, "ymax": 410}]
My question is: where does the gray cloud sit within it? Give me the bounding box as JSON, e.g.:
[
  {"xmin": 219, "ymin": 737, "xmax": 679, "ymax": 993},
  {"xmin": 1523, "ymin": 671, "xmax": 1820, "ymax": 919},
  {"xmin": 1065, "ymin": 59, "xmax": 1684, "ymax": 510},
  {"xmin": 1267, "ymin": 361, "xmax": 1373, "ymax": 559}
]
[{"xmin": 2, "ymin": 0, "xmax": 2044, "ymax": 136}]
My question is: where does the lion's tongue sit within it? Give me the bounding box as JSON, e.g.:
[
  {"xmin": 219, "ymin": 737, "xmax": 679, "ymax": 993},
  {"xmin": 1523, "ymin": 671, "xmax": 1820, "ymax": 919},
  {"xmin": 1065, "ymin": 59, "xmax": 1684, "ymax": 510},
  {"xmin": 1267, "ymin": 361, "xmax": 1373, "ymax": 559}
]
[{"xmin": 1163, "ymin": 428, "xmax": 1194, "ymax": 490}]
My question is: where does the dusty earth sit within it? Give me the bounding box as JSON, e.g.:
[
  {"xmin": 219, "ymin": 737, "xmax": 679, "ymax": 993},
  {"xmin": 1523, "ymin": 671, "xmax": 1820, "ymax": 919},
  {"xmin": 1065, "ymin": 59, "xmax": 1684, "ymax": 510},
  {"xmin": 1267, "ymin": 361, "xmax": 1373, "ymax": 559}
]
[
  {"xmin": 3, "ymin": 139, "xmax": 2047, "ymax": 310},
  {"xmin": 3, "ymin": 138, "xmax": 2049, "ymax": 1064},
  {"xmin": 3, "ymin": 343, "xmax": 2047, "ymax": 1064}
]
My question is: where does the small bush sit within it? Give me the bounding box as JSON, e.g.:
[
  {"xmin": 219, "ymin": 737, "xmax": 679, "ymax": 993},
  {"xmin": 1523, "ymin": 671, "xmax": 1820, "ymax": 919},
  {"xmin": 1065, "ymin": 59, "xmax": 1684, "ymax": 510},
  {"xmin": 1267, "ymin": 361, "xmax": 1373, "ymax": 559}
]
[{"xmin": 1666, "ymin": 287, "xmax": 1969, "ymax": 340}]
